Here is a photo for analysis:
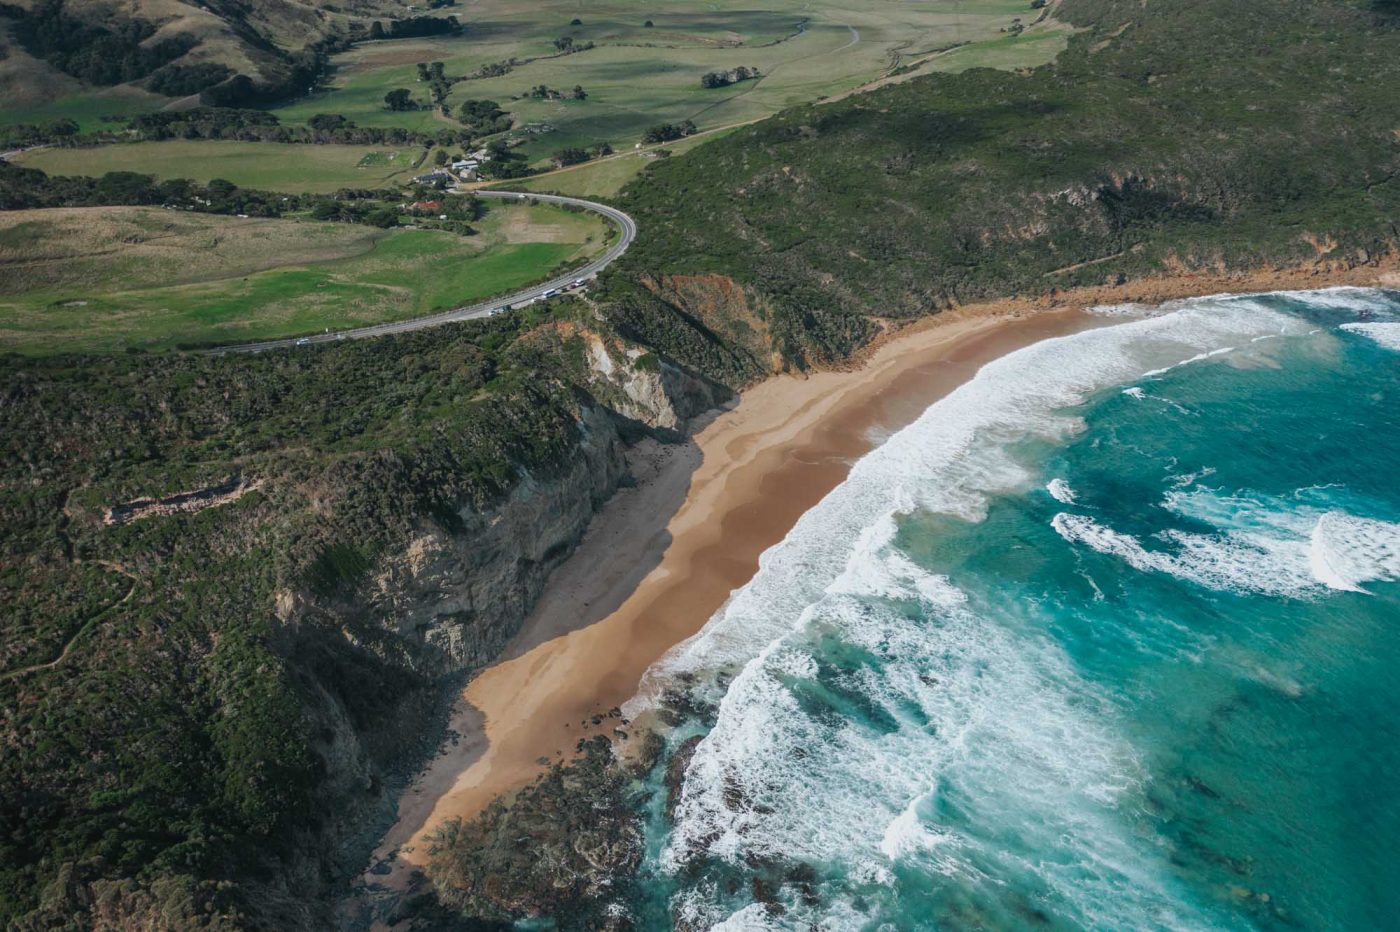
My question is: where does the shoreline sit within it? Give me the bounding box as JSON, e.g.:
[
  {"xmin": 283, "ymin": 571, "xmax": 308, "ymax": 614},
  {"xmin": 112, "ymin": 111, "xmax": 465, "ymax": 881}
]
[{"xmin": 357, "ymin": 261, "xmax": 1399, "ymax": 908}]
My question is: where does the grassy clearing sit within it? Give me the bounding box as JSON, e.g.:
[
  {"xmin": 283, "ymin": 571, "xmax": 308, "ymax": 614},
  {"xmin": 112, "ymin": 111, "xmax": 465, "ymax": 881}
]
[
  {"xmin": 0, "ymin": 202, "xmax": 606, "ymax": 353},
  {"xmin": 499, "ymin": 125, "xmax": 744, "ymax": 198},
  {"xmin": 0, "ymin": 87, "xmax": 168, "ymax": 131},
  {"xmin": 11, "ymin": 141, "xmax": 428, "ymax": 192},
  {"xmin": 926, "ymin": 23, "xmax": 1073, "ymax": 73},
  {"xmin": 269, "ymin": 0, "xmax": 1067, "ymax": 165}
]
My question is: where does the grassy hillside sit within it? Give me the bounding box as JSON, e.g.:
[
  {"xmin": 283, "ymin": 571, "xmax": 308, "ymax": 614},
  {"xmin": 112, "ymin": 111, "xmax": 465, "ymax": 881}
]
[
  {"xmin": 606, "ymin": 0, "xmax": 1400, "ymax": 370},
  {"xmin": 0, "ymin": 202, "xmax": 607, "ymax": 353},
  {"xmin": 0, "ymin": 0, "xmax": 410, "ymax": 113}
]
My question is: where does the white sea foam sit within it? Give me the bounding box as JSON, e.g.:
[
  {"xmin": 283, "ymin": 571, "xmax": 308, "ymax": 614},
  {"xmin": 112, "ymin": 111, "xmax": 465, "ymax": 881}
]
[
  {"xmin": 642, "ymin": 293, "xmax": 1352, "ymax": 928},
  {"xmin": 1270, "ymin": 285, "xmax": 1400, "ymax": 313},
  {"xmin": 1053, "ymin": 486, "xmax": 1400, "ymax": 597},
  {"xmin": 1122, "ymin": 385, "xmax": 1146, "ymax": 399},
  {"xmin": 1088, "ymin": 301, "xmax": 1155, "ymax": 317},
  {"xmin": 1309, "ymin": 512, "xmax": 1400, "ymax": 592},
  {"xmin": 1046, "ymin": 478, "xmax": 1078, "ymax": 504},
  {"xmin": 1052, "ymin": 512, "xmax": 1320, "ymax": 597},
  {"xmin": 1341, "ymin": 322, "xmax": 1400, "ymax": 351},
  {"xmin": 663, "ymin": 543, "xmax": 1205, "ymax": 927}
]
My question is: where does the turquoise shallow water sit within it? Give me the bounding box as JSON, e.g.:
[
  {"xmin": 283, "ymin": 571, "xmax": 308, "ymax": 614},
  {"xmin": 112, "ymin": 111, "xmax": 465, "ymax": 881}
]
[{"xmin": 627, "ymin": 289, "xmax": 1400, "ymax": 930}]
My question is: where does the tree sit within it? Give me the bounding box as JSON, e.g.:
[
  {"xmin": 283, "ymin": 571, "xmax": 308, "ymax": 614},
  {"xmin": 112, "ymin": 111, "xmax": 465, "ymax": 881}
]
[
  {"xmin": 552, "ymin": 147, "xmax": 590, "ymax": 167},
  {"xmin": 641, "ymin": 121, "xmax": 698, "ymax": 145},
  {"xmin": 459, "ymin": 99, "xmax": 510, "ymax": 134},
  {"xmin": 416, "ymin": 62, "xmax": 430, "ymax": 81},
  {"xmin": 570, "ymin": 17, "xmax": 582, "ymax": 25},
  {"xmin": 553, "ymin": 36, "xmax": 574, "ymax": 52},
  {"xmin": 369, "ymin": 21, "xmax": 386, "ymax": 40},
  {"xmin": 384, "ymin": 89, "xmax": 415, "ymax": 111},
  {"xmin": 206, "ymin": 178, "xmax": 239, "ymax": 199},
  {"xmin": 433, "ymin": 149, "xmax": 449, "ymax": 166},
  {"xmin": 644, "ymin": 19, "xmax": 654, "ymax": 27},
  {"xmin": 44, "ymin": 118, "xmax": 79, "ymax": 137},
  {"xmin": 308, "ymin": 113, "xmax": 349, "ymax": 132},
  {"xmin": 366, "ymin": 207, "xmax": 400, "ymax": 228}
]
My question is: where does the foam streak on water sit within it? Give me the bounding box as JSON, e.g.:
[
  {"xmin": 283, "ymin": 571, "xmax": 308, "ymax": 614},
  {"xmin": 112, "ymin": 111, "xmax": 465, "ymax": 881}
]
[{"xmin": 632, "ymin": 288, "xmax": 1400, "ymax": 931}]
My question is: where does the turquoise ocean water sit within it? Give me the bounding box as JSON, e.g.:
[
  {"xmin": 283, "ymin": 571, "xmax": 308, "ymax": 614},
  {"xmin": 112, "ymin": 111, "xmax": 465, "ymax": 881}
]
[{"xmin": 626, "ymin": 288, "xmax": 1400, "ymax": 930}]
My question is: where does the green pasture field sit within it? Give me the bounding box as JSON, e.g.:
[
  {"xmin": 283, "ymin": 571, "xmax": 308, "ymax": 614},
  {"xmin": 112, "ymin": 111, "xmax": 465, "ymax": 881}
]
[
  {"xmin": 11, "ymin": 141, "xmax": 430, "ymax": 192},
  {"xmin": 0, "ymin": 201, "xmax": 606, "ymax": 353},
  {"xmin": 0, "ymin": 86, "xmax": 168, "ymax": 131},
  {"xmin": 270, "ymin": 0, "xmax": 1071, "ymax": 164}
]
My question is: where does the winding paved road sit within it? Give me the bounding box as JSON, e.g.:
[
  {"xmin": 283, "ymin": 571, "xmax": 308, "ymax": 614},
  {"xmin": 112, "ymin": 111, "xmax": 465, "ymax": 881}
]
[{"xmin": 208, "ymin": 190, "xmax": 636, "ymax": 354}]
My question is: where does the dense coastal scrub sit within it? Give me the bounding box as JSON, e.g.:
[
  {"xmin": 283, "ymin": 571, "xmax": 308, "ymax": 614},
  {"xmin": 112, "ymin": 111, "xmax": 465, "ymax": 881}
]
[{"xmin": 2, "ymin": 0, "xmax": 1400, "ymax": 927}]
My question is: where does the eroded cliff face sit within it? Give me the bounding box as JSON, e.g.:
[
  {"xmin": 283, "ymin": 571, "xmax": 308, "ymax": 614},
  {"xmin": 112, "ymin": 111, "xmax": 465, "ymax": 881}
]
[
  {"xmin": 360, "ymin": 404, "xmax": 630, "ymax": 675},
  {"xmin": 581, "ymin": 330, "xmax": 729, "ymax": 432}
]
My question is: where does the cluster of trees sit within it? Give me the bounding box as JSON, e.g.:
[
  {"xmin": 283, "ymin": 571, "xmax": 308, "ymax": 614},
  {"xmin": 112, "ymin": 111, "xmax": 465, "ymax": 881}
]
[
  {"xmin": 477, "ymin": 139, "xmax": 533, "ymax": 179},
  {"xmin": 550, "ymin": 142, "xmax": 611, "ymax": 167},
  {"xmin": 0, "ymin": 161, "xmax": 488, "ymax": 237},
  {"xmin": 145, "ymin": 62, "xmax": 235, "ymax": 96},
  {"xmin": 367, "ymin": 15, "xmax": 460, "ymax": 41},
  {"xmin": 550, "ymin": 36, "xmax": 595, "ymax": 53},
  {"xmin": 457, "ymin": 99, "xmax": 512, "ymax": 135},
  {"xmin": 3, "ymin": 0, "xmax": 195, "ymax": 86},
  {"xmin": 121, "ymin": 107, "xmax": 472, "ymax": 148},
  {"xmin": 0, "ymin": 118, "xmax": 79, "ymax": 150},
  {"xmin": 467, "ymin": 59, "xmax": 516, "ymax": 80},
  {"xmin": 383, "ymin": 88, "xmax": 422, "ymax": 112},
  {"xmin": 524, "ymin": 84, "xmax": 587, "ymax": 101},
  {"xmin": 0, "ymin": 163, "xmax": 286, "ymax": 215},
  {"xmin": 640, "ymin": 120, "xmax": 697, "ymax": 144},
  {"xmin": 199, "ymin": 32, "xmax": 352, "ymax": 109},
  {"xmin": 416, "ymin": 60, "xmax": 457, "ymax": 110},
  {"xmin": 700, "ymin": 66, "xmax": 760, "ymax": 89},
  {"xmin": 416, "ymin": 60, "xmax": 448, "ymax": 82}
]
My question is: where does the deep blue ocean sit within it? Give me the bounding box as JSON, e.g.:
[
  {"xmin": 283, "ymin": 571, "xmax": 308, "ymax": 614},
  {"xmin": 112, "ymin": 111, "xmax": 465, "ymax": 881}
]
[{"xmin": 627, "ymin": 288, "xmax": 1400, "ymax": 930}]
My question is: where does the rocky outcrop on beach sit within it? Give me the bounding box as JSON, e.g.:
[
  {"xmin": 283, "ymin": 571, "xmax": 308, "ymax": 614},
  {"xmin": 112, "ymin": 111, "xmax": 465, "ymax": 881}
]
[{"xmin": 423, "ymin": 737, "xmax": 648, "ymax": 930}]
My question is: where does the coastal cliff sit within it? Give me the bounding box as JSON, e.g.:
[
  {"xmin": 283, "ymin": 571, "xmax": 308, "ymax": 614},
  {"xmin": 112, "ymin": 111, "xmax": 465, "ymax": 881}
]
[{"xmin": 0, "ymin": 305, "xmax": 726, "ymax": 929}]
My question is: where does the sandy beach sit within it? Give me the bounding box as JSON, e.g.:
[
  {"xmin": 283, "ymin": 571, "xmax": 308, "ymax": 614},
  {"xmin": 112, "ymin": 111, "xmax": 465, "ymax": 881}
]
[{"xmin": 359, "ymin": 261, "xmax": 1399, "ymax": 906}]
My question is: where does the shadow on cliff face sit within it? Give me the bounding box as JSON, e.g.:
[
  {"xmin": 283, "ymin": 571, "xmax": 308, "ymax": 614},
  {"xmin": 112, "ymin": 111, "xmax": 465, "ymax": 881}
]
[{"xmin": 496, "ymin": 413, "xmax": 725, "ymax": 664}]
